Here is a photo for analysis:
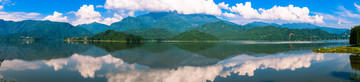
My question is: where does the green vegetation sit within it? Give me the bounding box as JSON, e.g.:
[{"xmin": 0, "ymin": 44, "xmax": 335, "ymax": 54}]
[
  {"xmin": 350, "ymin": 25, "xmax": 360, "ymax": 44},
  {"xmin": 126, "ymin": 28, "xmax": 175, "ymax": 40},
  {"xmin": 89, "ymin": 30, "xmax": 143, "ymax": 42},
  {"xmin": 194, "ymin": 21, "xmax": 244, "ymax": 40},
  {"xmin": 170, "ymin": 30, "xmax": 219, "ymax": 41},
  {"xmin": 66, "ymin": 30, "xmax": 144, "ymax": 42},
  {"xmin": 312, "ymin": 47, "xmax": 360, "ymax": 54}
]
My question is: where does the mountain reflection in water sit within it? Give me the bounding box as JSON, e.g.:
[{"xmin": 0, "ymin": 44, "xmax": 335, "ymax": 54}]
[{"xmin": 0, "ymin": 41, "xmax": 353, "ymax": 82}]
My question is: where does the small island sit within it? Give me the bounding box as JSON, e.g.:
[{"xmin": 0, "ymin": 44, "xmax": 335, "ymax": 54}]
[
  {"xmin": 313, "ymin": 25, "xmax": 360, "ymax": 54},
  {"xmin": 169, "ymin": 30, "xmax": 219, "ymax": 42},
  {"xmin": 64, "ymin": 30, "xmax": 144, "ymax": 42}
]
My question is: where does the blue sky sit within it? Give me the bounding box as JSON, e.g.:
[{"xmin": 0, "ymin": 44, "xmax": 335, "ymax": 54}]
[{"xmin": 0, "ymin": 0, "xmax": 359, "ymax": 29}]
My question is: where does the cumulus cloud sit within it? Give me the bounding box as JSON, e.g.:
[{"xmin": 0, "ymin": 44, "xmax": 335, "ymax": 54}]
[
  {"xmin": 0, "ymin": 12, "xmax": 40, "ymax": 21},
  {"xmin": 100, "ymin": 13, "xmax": 123, "ymax": 25},
  {"xmin": 218, "ymin": 2, "xmax": 229, "ymax": 9},
  {"xmin": 104, "ymin": 0, "xmax": 222, "ymax": 15},
  {"xmin": 43, "ymin": 11, "xmax": 68, "ymax": 22},
  {"xmin": 0, "ymin": 5, "xmax": 3, "ymax": 10},
  {"xmin": 72, "ymin": 5, "xmax": 124, "ymax": 26},
  {"xmin": 222, "ymin": 12, "xmax": 236, "ymax": 17},
  {"xmin": 229, "ymin": 2, "xmax": 324, "ymax": 24},
  {"xmin": 72, "ymin": 5, "xmax": 102, "ymax": 26}
]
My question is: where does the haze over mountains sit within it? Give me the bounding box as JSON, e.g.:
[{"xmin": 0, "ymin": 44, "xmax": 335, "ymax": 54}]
[{"xmin": 0, "ymin": 11, "xmax": 350, "ymax": 41}]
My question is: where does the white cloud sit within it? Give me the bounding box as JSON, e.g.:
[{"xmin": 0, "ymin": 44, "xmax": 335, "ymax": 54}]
[
  {"xmin": 229, "ymin": 2, "xmax": 324, "ymax": 24},
  {"xmin": 96, "ymin": 5, "xmax": 104, "ymax": 8},
  {"xmin": 104, "ymin": 0, "xmax": 222, "ymax": 15},
  {"xmin": 0, "ymin": 5, "xmax": 3, "ymax": 10},
  {"xmin": 217, "ymin": 2, "xmax": 229, "ymax": 9},
  {"xmin": 336, "ymin": 6, "xmax": 360, "ymax": 18},
  {"xmin": 43, "ymin": 11, "xmax": 68, "ymax": 22},
  {"xmin": 0, "ymin": 0, "xmax": 10, "ymax": 3},
  {"xmin": 222, "ymin": 12, "xmax": 236, "ymax": 17},
  {"xmin": 355, "ymin": 3, "xmax": 360, "ymax": 12},
  {"xmin": 71, "ymin": 5, "xmax": 124, "ymax": 26},
  {"xmin": 0, "ymin": 12, "xmax": 40, "ymax": 21},
  {"xmin": 100, "ymin": 13, "xmax": 123, "ymax": 25},
  {"xmin": 72, "ymin": 5, "xmax": 102, "ymax": 26}
]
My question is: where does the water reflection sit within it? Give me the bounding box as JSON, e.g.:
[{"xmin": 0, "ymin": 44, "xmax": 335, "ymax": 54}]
[
  {"xmin": 0, "ymin": 52, "xmax": 325, "ymax": 82},
  {"xmin": 0, "ymin": 41, "xmax": 91, "ymax": 60},
  {"xmin": 44, "ymin": 54, "xmax": 146, "ymax": 78},
  {"xmin": 0, "ymin": 41, "xmax": 350, "ymax": 82},
  {"xmin": 350, "ymin": 55, "xmax": 360, "ymax": 71},
  {"xmin": 0, "ymin": 59, "xmax": 41, "ymax": 71},
  {"xmin": 106, "ymin": 52, "xmax": 324, "ymax": 82},
  {"xmin": 89, "ymin": 42, "xmax": 144, "ymax": 52}
]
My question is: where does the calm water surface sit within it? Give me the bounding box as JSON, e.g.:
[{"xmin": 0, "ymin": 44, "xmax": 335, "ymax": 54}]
[{"xmin": 0, "ymin": 40, "xmax": 356, "ymax": 82}]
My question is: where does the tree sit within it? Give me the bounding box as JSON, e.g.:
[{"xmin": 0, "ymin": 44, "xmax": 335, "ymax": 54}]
[{"xmin": 350, "ymin": 25, "xmax": 360, "ymax": 45}]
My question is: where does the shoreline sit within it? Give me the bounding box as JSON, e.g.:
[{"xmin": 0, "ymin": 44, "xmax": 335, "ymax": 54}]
[
  {"xmin": 313, "ymin": 46, "xmax": 360, "ymax": 54},
  {"xmin": 62, "ymin": 39, "xmax": 348, "ymax": 43}
]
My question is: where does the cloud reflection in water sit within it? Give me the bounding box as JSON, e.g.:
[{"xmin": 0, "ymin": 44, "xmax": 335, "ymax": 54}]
[
  {"xmin": 0, "ymin": 52, "xmax": 325, "ymax": 82},
  {"xmin": 106, "ymin": 52, "xmax": 324, "ymax": 82},
  {"xmin": 44, "ymin": 54, "xmax": 142, "ymax": 78}
]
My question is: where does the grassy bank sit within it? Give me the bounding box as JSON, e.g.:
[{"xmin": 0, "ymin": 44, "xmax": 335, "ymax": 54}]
[{"xmin": 312, "ymin": 46, "xmax": 360, "ymax": 54}]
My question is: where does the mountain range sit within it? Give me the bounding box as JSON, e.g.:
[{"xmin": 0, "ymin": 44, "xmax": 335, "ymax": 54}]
[
  {"xmin": 243, "ymin": 22, "xmax": 349, "ymax": 34},
  {"xmin": 0, "ymin": 20, "xmax": 91, "ymax": 40},
  {"xmin": 0, "ymin": 11, "xmax": 350, "ymax": 41}
]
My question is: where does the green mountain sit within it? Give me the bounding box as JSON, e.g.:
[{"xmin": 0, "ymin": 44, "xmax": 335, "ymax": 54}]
[
  {"xmin": 152, "ymin": 13, "xmax": 193, "ymax": 32},
  {"xmin": 281, "ymin": 23, "xmax": 349, "ymax": 34},
  {"xmin": 109, "ymin": 11, "xmax": 226, "ymax": 33},
  {"xmin": 242, "ymin": 21, "xmax": 349, "ymax": 34},
  {"xmin": 0, "ymin": 20, "xmax": 91, "ymax": 40},
  {"xmin": 236, "ymin": 26, "xmax": 343, "ymax": 41},
  {"xmin": 194, "ymin": 21, "xmax": 244, "ymax": 40},
  {"xmin": 178, "ymin": 14, "xmax": 221, "ymax": 27},
  {"xmin": 109, "ymin": 17, "xmax": 150, "ymax": 31},
  {"xmin": 77, "ymin": 22, "xmax": 109, "ymax": 34},
  {"xmin": 89, "ymin": 30, "xmax": 143, "ymax": 42},
  {"xmin": 110, "ymin": 12, "xmax": 193, "ymax": 32},
  {"xmin": 170, "ymin": 30, "xmax": 219, "ymax": 41},
  {"xmin": 242, "ymin": 22, "xmax": 278, "ymax": 29}
]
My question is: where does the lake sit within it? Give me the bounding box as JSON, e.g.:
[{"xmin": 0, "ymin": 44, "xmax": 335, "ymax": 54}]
[{"xmin": 0, "ymin": 40, "xmax": 356, "ymax": 82}]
